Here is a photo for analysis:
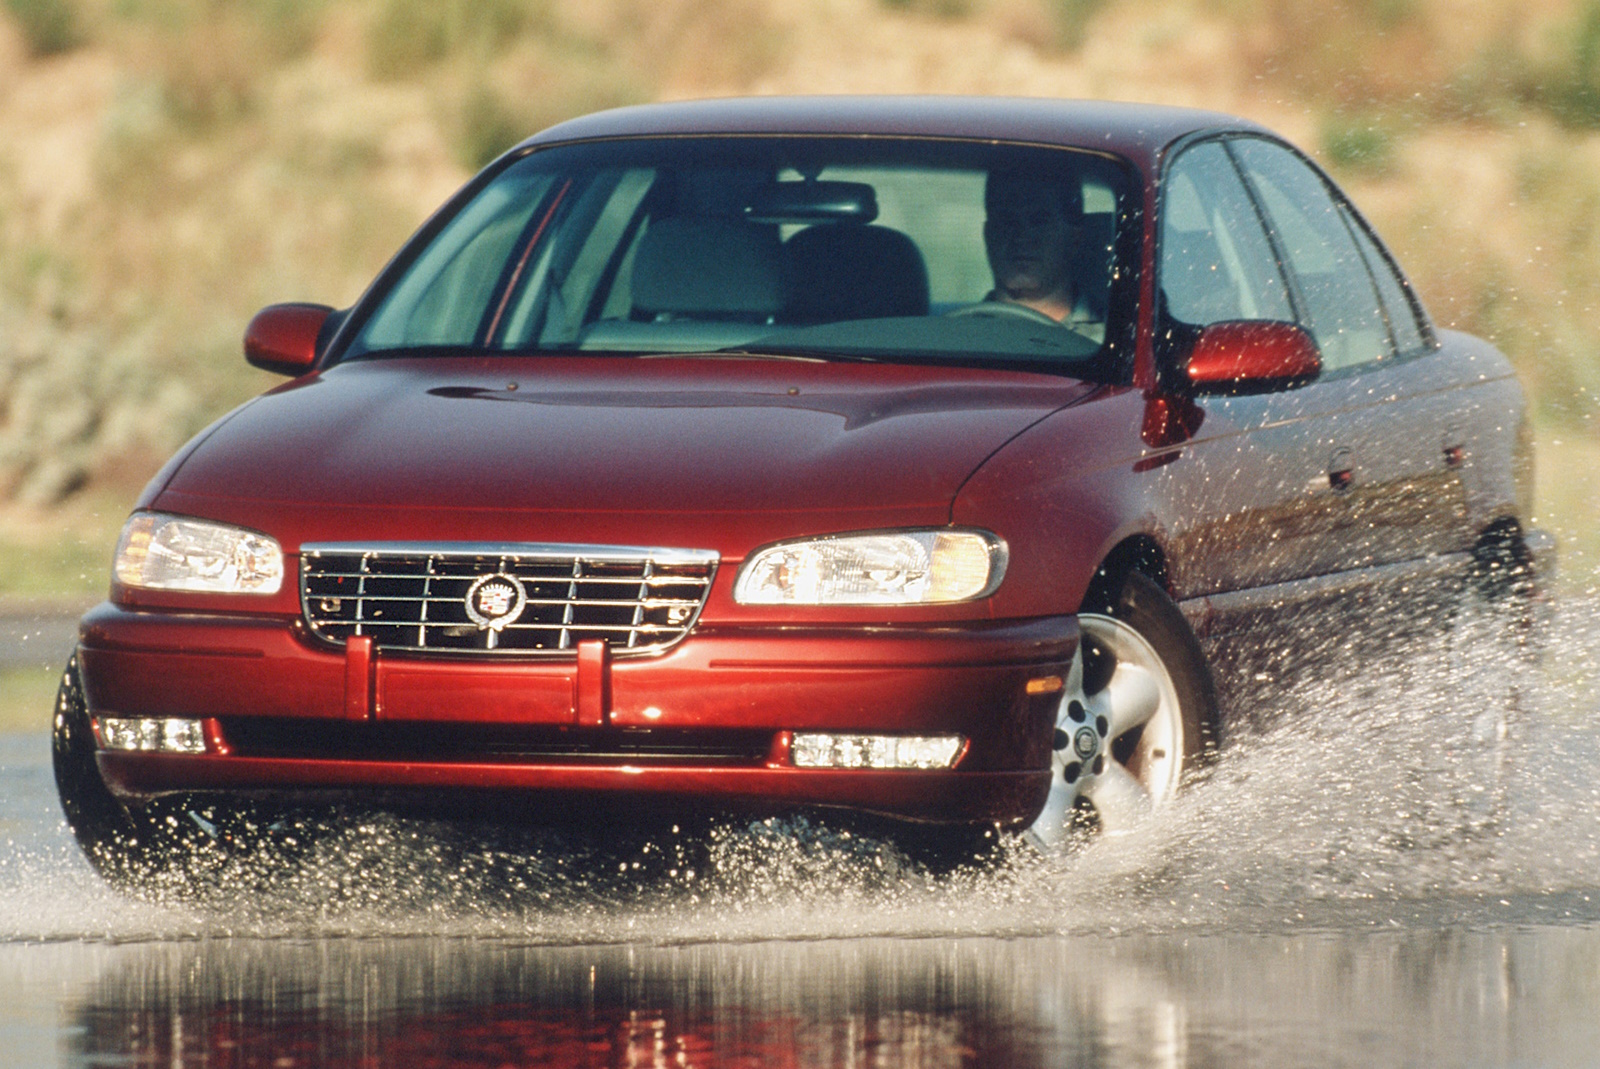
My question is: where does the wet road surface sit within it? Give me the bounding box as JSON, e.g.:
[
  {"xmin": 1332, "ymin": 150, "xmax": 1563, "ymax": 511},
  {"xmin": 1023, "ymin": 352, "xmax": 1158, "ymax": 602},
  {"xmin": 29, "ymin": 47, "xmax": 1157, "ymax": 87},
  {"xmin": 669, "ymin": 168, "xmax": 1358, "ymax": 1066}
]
[{"xmin": 4, "ymin": 600, "xmax": 1600, "ymax": 1067}]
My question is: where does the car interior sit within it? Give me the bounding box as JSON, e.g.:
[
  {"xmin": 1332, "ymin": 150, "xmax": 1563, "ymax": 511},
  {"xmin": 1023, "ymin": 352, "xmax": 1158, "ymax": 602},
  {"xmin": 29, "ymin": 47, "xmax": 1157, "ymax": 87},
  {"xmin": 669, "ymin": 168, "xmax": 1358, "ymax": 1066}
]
[{"xmin": 351, "ymin": 143, "xmax": 1131, "ymax": 367}]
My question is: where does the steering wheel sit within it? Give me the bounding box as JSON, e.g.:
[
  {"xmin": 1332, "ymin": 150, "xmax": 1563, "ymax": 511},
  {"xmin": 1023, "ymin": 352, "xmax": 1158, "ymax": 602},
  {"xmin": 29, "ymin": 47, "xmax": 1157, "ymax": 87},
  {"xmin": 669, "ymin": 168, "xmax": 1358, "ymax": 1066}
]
[{"xmin": 944, "ymin": 301, "xmax": 1063, "ymax": 327}]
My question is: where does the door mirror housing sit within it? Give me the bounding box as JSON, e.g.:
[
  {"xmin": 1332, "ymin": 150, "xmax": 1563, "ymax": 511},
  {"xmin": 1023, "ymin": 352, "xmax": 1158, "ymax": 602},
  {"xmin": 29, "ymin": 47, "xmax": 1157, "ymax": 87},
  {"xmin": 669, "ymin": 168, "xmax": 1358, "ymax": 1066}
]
[
  {"xmin": 1185, "ymin": 320, "xmax": 1322, "ymax": 395},
  {"xmin": 244, "ymin": 303, "xmax": 335, "ymax": 376}
]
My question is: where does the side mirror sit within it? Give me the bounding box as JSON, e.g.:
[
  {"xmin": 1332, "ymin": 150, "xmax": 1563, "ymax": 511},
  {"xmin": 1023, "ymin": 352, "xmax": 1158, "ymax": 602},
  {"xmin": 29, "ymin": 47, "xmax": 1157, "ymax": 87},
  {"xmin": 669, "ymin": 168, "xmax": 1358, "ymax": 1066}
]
[
  {"xmin": 244, "ymin": 303, "xmax": 335, "ymax": 376},
  {"xmin": 1185, "ymin": 320, "xmax": 1322, "ymax": 395}
]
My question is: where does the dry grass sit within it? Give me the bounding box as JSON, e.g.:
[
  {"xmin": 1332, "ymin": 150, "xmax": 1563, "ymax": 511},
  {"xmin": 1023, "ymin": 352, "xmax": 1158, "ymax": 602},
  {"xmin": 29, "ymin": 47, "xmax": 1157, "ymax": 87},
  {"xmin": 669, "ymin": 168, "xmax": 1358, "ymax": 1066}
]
[
  {"xmin": 0, "ymin": 491, "xmax": 120, "ymax": 597},
  {"xmin": 1534, "ymin": 429, "xmax": 1600, "ymax": 589}
]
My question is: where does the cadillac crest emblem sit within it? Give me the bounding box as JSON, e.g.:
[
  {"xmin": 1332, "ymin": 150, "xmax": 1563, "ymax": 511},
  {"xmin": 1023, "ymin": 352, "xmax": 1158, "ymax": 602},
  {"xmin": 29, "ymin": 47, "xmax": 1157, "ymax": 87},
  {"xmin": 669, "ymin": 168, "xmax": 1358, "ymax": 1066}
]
[{"xmin": 465, "ymin": 573, "xmax": 527, "ymax": 632}]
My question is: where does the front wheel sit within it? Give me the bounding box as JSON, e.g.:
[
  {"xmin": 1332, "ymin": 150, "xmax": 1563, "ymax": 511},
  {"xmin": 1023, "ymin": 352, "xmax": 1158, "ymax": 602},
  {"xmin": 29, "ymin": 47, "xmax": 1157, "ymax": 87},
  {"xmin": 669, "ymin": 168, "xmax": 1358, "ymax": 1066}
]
[
  {"xmin": 54, "ymin": 657, "xmax": 329, "ymax": 895},
  {"xmin": 1027, "ymin": 571, "xmax": 1219, "ymax": 848},
  {"xmin": 51, "ymin": 654, "xmax": 173, "ymax": 887}
]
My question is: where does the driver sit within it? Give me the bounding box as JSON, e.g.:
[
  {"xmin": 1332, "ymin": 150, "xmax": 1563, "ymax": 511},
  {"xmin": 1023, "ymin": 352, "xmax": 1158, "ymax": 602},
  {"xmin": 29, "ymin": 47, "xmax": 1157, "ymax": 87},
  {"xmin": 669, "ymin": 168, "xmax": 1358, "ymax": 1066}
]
[{"xmin": 983, "ymin": 171, "xmax": 1103, "ymax": 337}]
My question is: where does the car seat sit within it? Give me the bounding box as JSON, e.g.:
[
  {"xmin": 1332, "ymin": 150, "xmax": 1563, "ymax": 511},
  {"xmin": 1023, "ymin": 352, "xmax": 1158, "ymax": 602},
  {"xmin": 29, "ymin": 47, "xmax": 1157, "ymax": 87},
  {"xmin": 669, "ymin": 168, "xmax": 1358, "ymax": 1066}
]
[
  {"xmin": 632, "ymin": 216, "xmax": 785, "ymax": 323},
  {"xmin": 783, "ymin": 224, "xmax": 930, "ymax": 324}
]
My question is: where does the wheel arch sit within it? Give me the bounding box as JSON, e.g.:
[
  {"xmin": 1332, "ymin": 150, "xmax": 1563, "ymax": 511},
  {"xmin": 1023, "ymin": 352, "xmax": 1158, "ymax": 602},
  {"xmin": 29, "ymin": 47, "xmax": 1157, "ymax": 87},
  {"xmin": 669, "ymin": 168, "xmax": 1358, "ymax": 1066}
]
[
  {"xmin": 1473, "ymin": 514, "xmax": 1527, "ymax": 553},
  {"xmin": 1471, "ymin": 514, "xmax": 1538, "ymax": 602},
  {"xmin": 1079, "ymin": 535, "xmax": 1169, "ymax": 615}
]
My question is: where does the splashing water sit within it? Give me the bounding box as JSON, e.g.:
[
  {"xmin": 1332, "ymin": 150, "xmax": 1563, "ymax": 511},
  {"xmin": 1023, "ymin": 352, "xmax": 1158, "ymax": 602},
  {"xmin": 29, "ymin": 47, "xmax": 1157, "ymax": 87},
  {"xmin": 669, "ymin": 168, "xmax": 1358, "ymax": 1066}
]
[{"xmin": 4, "ymin": 594, "xmax": 1600, "ymax": 946}]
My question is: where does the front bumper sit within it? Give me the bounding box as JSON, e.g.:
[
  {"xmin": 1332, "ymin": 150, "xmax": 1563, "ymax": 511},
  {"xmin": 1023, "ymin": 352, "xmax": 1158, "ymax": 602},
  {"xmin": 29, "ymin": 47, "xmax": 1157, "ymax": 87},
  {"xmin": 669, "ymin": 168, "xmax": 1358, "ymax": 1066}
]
[{"xmin": 78, "ymin": 603, "xmax": 1076, "ymax": 828}]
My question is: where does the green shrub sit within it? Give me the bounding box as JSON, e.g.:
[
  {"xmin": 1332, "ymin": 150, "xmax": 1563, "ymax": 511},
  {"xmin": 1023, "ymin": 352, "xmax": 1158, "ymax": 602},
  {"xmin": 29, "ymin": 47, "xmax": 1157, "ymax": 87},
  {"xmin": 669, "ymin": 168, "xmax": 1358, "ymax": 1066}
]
[
  {"xmin": 1550, "ymin": 7, "xmax": 1600, "ymax": 126},
  {"xmin": 455, "ymin": 84, "xmax": 526, "ymax": 171},
  {"xmin": 4, "ymin": 0, "xmax": 81, "ymax": 55},
  {"xmin": 1320, "ymin": 115, "xmax": 1397, "ymax": 175},
  {"xmin": 1050, "ymin": 0, "xmax": 1107, "ymax": 50}
]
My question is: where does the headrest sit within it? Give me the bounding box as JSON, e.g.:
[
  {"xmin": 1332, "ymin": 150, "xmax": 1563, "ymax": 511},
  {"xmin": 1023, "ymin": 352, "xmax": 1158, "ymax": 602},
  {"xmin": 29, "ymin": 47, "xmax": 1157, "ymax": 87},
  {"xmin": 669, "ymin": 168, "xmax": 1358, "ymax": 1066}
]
[
  {"xmin": 633, "ymin": 217, "xmax": 784, "ymax": 320},
  {"xmin": 784, "ymin": 225, "xmax": 930, "ymax": 323}
]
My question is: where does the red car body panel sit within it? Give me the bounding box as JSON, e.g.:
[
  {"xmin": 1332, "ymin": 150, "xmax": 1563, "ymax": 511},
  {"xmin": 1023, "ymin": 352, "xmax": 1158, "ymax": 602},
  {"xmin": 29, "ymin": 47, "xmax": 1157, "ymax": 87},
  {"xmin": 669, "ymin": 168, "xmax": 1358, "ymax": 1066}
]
[
  {"xmin": 152, "ymin": 357, "xmax": 1092, "ymax": 569},
  {"xmin": 72, "ymin": 97, "xmax": 1538, "ymax": 833}
]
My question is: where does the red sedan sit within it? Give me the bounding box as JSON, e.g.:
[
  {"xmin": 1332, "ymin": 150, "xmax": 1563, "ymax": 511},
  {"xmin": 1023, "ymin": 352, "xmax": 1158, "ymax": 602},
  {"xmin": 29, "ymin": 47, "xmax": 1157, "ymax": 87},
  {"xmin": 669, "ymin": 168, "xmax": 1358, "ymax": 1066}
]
[{"xmin": 53, "ymin": 97, "xmax": 1547, "ymax": 879}]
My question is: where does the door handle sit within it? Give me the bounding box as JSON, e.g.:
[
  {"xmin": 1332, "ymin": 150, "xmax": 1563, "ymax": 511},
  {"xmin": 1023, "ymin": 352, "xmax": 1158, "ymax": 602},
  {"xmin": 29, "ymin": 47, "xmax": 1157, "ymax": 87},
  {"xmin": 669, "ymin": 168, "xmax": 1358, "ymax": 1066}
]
[{"xmin": 1328, "ymin": 447, "xmax": 1354, "ymax": 493}]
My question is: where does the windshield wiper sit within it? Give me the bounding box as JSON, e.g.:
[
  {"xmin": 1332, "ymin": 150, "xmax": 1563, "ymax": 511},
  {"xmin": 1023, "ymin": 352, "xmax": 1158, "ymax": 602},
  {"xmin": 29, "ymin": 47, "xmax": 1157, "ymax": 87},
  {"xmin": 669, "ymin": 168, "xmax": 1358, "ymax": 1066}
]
[{"xmin": 707, "ymin": 346, "xmax": 879, "ymax": 363}]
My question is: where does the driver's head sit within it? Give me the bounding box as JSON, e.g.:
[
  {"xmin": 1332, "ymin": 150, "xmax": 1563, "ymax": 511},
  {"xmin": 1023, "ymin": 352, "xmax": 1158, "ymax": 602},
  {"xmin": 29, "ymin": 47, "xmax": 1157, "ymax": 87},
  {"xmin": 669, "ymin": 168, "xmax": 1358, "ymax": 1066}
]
[{"xmin": 983, "ymin": 172, "xmax": 1082, "ymax": 303}]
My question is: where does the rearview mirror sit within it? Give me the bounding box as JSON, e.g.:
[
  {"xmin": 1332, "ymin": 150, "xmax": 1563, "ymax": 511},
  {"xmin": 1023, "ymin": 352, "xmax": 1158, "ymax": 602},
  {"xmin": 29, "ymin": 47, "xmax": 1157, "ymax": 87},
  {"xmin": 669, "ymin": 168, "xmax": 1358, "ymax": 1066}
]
[
  {"xmin": 244, "ymin": 303, "xmax": 335, "ymax": 376},
  {"xmin": 744, "ymin": 180, "xmax": 879, "ymax": 224},
  {"xmin": 1185, "ymin": 320, "xmax": 1321, "ymax": 395}
]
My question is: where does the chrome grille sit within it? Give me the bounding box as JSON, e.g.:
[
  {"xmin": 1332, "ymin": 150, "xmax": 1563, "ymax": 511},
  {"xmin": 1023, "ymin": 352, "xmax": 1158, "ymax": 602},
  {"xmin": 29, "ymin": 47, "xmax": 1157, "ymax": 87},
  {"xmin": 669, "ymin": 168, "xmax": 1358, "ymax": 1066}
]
[{"xmin": 300, "ymin": 542, "xmax": 718, "ymax": 656}]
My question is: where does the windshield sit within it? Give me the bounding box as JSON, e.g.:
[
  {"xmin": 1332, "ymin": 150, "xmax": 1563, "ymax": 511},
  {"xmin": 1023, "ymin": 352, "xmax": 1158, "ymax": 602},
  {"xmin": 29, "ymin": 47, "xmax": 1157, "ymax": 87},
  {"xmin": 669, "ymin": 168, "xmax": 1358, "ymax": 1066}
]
[{"xmin": 343, "ymin": 137, "xmax": 1139, "ymax": 376}]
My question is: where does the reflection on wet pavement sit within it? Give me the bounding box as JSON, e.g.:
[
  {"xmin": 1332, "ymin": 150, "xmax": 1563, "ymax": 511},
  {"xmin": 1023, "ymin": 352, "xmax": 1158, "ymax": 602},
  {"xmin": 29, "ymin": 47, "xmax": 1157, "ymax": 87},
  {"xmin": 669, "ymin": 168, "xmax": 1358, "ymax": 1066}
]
[{"xmin": 5, "ymin": 927, "xmax": 1600, "ymax": 1068}]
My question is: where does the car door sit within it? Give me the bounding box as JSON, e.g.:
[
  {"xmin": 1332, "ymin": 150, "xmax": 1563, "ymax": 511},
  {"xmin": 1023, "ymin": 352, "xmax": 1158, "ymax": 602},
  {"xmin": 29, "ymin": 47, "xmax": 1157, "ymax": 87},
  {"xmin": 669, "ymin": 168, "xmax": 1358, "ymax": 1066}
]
[
  {"xmin": 1153, "ymin": 137, "xmax": 1352, "ymax": 610},
  {"xmin": 1153, "ymin": 135, "xmax": 1471, "ymax": 638},
  {"xmin": 1227, "ymin": 137, "xmax": 1472, "ymax": 574}
]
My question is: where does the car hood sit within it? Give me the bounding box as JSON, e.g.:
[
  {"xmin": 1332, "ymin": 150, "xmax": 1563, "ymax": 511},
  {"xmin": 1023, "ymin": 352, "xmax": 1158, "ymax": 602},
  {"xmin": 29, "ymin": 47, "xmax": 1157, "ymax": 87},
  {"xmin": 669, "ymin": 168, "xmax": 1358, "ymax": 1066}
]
[{"xmin": 154, "ymin": 355, "xmax": 1097, "ymax": 550}]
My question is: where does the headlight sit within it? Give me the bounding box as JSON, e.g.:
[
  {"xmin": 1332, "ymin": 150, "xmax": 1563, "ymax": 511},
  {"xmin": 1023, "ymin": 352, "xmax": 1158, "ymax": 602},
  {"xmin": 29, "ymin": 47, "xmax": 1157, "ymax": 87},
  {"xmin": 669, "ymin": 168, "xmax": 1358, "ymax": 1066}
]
[
  {"xmin": 114, "ymin": 513, "xmax": 284, "ymax": 595},
  {"xmin": 733, "ymin": 529, "xmax": 1005, "ymax": 606}
]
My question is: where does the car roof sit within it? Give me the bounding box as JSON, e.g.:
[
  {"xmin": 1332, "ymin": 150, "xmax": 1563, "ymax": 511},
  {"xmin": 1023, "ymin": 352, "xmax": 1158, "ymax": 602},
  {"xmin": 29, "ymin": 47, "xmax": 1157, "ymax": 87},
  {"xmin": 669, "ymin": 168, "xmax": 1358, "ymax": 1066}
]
[{"xmin": 521, "ymin": 96, "xmax": 1267, "ymax": 172}]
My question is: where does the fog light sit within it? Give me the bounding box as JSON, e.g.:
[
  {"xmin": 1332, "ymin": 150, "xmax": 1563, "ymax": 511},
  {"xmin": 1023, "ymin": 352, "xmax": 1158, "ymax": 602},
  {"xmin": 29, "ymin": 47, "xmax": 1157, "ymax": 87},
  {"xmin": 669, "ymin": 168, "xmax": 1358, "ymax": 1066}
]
[
  {"xmin": 93, "ymin": 717, "xmax": 208, "ymax": 754},
  {"xmin": 790, "ymin": 733, "xmax": 964, "ymax": 770}
]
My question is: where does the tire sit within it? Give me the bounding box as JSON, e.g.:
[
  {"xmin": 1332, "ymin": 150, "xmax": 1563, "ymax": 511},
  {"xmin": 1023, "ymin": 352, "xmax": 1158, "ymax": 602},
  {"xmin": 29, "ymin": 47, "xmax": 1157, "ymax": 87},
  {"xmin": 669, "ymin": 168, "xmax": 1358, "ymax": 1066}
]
[
  {"xmin": 51, "ymin": 654, "xmax": 174, "ymax": 888},
  {"xmin": 1027, "ymin": 570, "xmax": 1219, "ymax": 848},
  {"xmin": 53, "ymin": 655, "xmax": 320, "ymax": 894}
]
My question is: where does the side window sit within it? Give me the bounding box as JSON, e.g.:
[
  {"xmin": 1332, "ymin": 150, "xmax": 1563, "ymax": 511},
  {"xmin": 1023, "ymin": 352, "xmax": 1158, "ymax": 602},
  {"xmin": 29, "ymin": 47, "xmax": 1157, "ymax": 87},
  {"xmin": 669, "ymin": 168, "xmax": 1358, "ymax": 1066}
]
[
  {"xmin": 1229, "ymin": 138, "xmax": 1392, "ymax": 373},
  {"xmin": 504, "ymin": 167, "xmax": 655, "ymax": 345},
  {"xmin": 361, "ymin": 171, "xmax": 557, "ymax": 349},
  {"xmin": 1344, "ymin": 205, "xmax": 1429, "ymax": 357},
  {"xmin": 1159, "ymin": 141, "xmax": 1294, "ymax": 327}
]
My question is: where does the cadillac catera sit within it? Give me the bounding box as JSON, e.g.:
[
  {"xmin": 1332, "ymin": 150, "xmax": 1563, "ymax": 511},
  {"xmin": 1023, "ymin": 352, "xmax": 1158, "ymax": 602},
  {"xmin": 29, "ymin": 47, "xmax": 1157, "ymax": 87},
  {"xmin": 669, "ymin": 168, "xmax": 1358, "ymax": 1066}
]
[{"xmin": 53, "ymin": 97, "xmax": 1547, "ymax": 881}]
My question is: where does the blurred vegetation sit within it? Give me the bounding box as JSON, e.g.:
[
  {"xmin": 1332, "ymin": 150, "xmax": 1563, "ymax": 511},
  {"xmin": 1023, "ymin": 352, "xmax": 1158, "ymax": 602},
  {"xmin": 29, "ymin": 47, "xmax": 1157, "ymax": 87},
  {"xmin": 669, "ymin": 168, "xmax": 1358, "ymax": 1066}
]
[
  {"xmin": 1047, "ymin": 0, "xmax": 1111, "ymax": 49},
  {"xmin": 0, "ymin": 493, "xmax": 120, "ymax": 598},
  {"xmin": 879, "ymin": 0, "xmax": 977, "ymax": 18},
  {"xmin": 0, "ymin": 666, "xmax": 60, "ymax": 733},
  {"xmin": 365, "ymin": 0, "xmax": 541, "ymax": 80},
  {"xmin": 1514, "ymin": 0, "xmax": 1600, "ymax": 128},
  {"xmin": 4, "ymin": 0, "xmax": 78, "ymax": 55},
  {"xmin": 1535, "ymin": 432, "xmax": 1600, "ymax": 584},
  {"xmin": 1319, "ymin": 113, "xmax": 1398, "ymax": 175},
  {"xmin": 881, "ymin": 0, "xmax": 1108, "ymax": 48},
  {"xmin": 2, "ymin": 0, "xmax": 1599, "ymax": 595}
]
